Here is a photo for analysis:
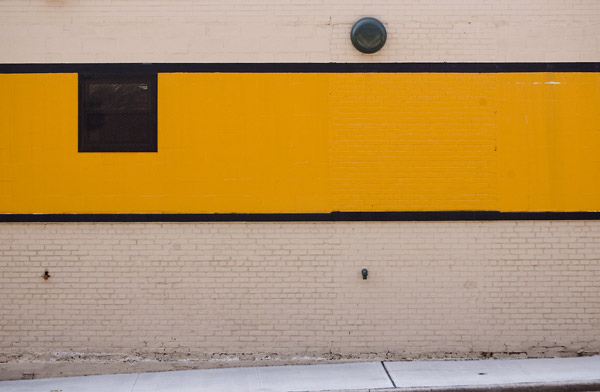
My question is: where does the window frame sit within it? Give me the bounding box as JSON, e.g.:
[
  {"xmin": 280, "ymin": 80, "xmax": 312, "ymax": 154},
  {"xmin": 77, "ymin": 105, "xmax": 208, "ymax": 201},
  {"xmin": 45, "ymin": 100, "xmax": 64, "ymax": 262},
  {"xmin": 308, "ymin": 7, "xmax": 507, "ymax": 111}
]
[{"xmin": 78, "ymin": 73, "xmax": 158, "ymax": 153}]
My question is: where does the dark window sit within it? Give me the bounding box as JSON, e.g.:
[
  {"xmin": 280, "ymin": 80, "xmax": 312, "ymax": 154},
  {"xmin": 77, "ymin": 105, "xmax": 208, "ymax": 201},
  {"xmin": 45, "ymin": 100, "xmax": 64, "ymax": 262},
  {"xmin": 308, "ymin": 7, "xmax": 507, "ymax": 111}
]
[{"xmin": 79, "ymin": 74, "xmax": 157, "ymax": 152}]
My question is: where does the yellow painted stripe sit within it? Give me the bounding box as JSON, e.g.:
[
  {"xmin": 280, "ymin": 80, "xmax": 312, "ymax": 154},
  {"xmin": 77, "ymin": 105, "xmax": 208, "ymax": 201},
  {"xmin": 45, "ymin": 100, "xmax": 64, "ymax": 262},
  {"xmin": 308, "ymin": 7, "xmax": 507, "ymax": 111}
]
[{"xmin": 0, "ymin": 72, "xmax": 599, "ymax": 213}]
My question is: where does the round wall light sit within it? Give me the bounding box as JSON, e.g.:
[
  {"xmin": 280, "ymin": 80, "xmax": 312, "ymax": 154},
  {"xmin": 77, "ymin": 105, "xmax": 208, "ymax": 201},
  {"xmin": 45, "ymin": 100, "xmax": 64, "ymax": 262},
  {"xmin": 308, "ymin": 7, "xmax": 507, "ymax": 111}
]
[{"xmin": 350, "ymin": 17, "xmax": 387, "ymax": 54}]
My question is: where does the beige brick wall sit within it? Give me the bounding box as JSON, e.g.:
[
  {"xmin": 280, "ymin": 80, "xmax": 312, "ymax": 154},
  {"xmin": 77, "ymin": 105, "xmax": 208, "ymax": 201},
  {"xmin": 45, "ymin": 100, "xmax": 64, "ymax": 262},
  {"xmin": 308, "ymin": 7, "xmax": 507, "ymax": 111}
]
[
  {"xmin": 1, "ymin": 0, "xmax": 599, "ymax": 63},
  {"xmin": 1, "ymin": 221, "xmax": 599, "ymax": 366},
  {"xmin": 2, "ymin": 1, "xmax": 599, "ymax": 375}
]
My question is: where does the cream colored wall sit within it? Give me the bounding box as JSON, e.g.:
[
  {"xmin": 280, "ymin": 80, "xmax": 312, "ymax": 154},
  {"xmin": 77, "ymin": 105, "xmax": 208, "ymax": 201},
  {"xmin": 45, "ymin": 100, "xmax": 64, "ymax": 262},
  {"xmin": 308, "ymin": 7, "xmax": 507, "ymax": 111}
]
[
  {"xmin": 1, "ymin": 221, "xmax": 599, "ymax": 369},
  {"xmin": 1, "ymin": 0, "xmax": 599, "ymax": 63},
  {"xmin": 2, "ymin": 0, "xmax": 600, "ymax": 378}
]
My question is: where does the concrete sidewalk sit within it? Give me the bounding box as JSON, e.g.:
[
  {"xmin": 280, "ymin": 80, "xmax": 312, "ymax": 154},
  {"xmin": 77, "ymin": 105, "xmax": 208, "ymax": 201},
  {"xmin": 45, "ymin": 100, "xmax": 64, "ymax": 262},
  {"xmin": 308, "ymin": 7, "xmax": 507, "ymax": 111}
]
[{"xmin": 0, "ymin": 356, "xmax": 599, "ymax": 392}]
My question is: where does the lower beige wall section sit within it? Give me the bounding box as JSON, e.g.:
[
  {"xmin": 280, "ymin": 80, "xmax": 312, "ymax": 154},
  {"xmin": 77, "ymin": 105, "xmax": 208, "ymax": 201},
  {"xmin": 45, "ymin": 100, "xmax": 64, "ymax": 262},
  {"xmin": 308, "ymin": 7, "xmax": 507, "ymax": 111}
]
[{"xmin": 1, "ymin": 221, "xmax": 599, "ymax": 376}]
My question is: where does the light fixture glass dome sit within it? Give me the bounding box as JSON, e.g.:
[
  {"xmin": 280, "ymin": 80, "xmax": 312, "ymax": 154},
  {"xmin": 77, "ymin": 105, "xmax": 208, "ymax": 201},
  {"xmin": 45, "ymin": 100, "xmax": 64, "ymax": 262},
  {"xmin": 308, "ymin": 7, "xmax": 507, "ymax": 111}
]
[{"xmin": 350, "ymin": 17, "xmax": 387, "ymax": 54}]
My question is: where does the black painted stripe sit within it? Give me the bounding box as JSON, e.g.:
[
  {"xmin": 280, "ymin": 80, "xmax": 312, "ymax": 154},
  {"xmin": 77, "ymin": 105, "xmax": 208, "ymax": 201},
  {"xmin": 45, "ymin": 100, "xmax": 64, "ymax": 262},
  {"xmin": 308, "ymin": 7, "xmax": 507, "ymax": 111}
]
[
  {"xmin": 0, "ymin": 62, "xmax": 599, "ymax": 74},
  {"xmin": 0, "ymin": 211, "xmax": 599, "ymax": 222}
]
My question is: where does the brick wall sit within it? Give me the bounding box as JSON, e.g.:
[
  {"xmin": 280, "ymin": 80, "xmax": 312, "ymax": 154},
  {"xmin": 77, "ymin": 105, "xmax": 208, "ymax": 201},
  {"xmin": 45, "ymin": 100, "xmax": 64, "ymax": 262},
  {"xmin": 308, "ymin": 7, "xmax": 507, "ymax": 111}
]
[
  {"xmin": 1, "ymin": 221, "xmax": 599, "ymax": 367},
  {"xmin": 1, "ymin": 0, "xmax": 599, "ymax": 379},
  {"xmin": 1, "ymin": 0, "xmax": 599, "ymax": 63}
]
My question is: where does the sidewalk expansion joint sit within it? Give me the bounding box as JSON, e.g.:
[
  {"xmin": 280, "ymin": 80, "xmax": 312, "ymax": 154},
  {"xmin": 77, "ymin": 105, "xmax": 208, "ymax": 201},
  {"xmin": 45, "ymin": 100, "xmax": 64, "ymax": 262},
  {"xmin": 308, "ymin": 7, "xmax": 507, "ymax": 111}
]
[{"xmin": 381, "ymin": 361, "xmax": 397, "ymax": 388}]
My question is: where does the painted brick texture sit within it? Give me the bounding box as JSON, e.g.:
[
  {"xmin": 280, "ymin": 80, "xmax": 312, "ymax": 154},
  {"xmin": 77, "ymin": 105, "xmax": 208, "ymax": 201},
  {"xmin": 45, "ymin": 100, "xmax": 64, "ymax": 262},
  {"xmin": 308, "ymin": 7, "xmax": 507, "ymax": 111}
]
[
  {"xmin": 1, "ymin": 221, "xmax": 599, "ymax": 362},
  {"xmin": 1, "ymin": 0, "xmax": 599, "ymax": 63}
]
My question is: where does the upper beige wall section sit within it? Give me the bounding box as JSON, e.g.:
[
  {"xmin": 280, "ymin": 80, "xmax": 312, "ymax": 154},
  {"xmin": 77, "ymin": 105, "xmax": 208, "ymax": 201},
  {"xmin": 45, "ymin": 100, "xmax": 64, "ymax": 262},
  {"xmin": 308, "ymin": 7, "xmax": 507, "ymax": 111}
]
[{"xmin": 1, "ymin": 0, "xmax": 599, "ymax": 63}]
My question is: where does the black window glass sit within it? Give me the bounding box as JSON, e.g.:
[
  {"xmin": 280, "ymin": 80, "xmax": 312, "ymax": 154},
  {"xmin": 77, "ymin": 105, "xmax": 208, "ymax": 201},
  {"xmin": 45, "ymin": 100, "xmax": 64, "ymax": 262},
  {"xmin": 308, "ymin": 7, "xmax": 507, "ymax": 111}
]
[
  {"xmin": 79, "ymin": 75, "xmax": 157, "ymax": 152},
  {"xmin": 87, "ymin": 83, "xmax": 151, "ymax": 111}
]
